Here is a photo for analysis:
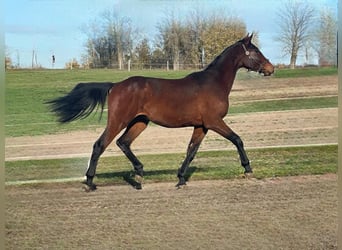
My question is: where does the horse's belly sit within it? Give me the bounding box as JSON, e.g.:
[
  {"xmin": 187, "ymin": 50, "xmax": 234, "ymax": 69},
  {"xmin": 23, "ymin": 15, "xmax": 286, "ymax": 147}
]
[{"xmin": 147, "ymin": 106, "xmax": 202, "ymax": 128}]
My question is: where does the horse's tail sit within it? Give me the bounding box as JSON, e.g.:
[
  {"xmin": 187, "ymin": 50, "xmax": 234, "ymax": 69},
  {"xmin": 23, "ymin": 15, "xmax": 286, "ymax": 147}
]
[{"xmin": 46, "ymin": 82, "xmax": 114, "ymax": 123}]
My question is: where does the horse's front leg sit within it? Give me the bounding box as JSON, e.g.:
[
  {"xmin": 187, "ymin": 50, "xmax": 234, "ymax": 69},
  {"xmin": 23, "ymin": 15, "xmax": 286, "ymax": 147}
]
[
  {"xmin": 207, "ymin": 119, "xmax": 252, "ymax": 177},
  {"xmin": 227, "ymin": 132, "xmax": 252, "ymax": 175}
]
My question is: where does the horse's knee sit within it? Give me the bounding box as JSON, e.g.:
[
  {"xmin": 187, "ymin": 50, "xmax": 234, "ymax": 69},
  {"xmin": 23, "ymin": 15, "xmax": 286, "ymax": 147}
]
[
  {"xmin": 116, "ymin": 138, "xmax": 122, "ymax": 148},
  {"xmin": 93, "ymin": 139, "xmax": 105, "ymax": 156},
  {"xmin": 227, "ymin": 132, "xmax": 243, "ymax": 147},
  {"xmin": 116, "ymin": 138, "xmax": 130, "ymax": 152}
]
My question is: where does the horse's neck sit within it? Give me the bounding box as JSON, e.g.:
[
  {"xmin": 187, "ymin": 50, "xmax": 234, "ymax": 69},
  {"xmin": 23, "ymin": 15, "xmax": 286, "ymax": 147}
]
[{"xmin": 213, "ymin": 50, "xmax": 241, "ymax": 95}]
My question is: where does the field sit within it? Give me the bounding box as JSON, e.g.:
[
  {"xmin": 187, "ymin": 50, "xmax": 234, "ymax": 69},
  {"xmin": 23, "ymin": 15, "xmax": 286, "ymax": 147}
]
[{"xmin": 5, "ymin": 68, "xmax": 338, "ymax": 249}]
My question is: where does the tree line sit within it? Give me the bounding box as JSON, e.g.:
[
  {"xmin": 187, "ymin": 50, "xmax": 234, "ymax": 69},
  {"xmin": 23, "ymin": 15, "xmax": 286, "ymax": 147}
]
[
  {"xmin": 80, "ymin": 1, "xmax": 337, "ymax": 71},
  {"xmin": 81, "ymin": 9, "xmax": 252, "ymax": 70}
]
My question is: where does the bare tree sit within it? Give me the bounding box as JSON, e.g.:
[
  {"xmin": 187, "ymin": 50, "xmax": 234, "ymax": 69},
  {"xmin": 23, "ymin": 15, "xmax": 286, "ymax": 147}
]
[
  {"xmin": 82, "ymin": 9, "xmax": 136, "ymax": 69},
  {"xmin": 276, "ymin": 0, "xmax": 315, "ymax": 69},
  {"xmin": 81, "ymin": 20, "xmax": 102, "ymax": 68},
  {"xmin": 186, "ymin": 8, "xmax": 207, "ymax": 68},
  {"xmin": 316, "ymin": 8, "xmax": 337, "ymax": 66},
  {"xmin": 157, "ymin": 11, "xmax": 185, "ymax": 70},
  {"xmin": 102, "ymin": 10, "xmax": 135, "ymax": 69}
]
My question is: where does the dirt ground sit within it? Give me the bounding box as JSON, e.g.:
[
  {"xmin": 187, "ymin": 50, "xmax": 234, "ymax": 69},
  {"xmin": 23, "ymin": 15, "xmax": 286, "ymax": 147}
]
[
  {"xmin": 5, "ymin": 75, "xmax": 338, "ymax": 249},
  {"xmin": 6, "ymin": 174, "xmax": 337, "ymax": 249}
]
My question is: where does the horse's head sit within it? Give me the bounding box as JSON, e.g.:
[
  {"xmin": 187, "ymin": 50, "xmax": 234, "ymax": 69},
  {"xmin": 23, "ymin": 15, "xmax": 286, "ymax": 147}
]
[{"xmin": 239, "ymin": 34, "xmax": 274, "ymax": 76}]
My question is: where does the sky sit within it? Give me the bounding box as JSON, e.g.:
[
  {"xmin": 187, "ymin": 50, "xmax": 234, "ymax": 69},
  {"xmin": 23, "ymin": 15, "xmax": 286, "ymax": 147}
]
[{"xmin": 5, "ymin": 0, "xmax": 338, "ymax": 69}]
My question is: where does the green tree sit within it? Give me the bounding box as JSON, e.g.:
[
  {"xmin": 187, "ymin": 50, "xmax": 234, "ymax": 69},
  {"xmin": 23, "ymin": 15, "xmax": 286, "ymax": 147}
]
[
  {"xmin": 156, "ymin": 10, "xmax": 247, "ymax": 70},
  {"xmin": 134, "ymin": 38, "xmax": 152, "ymax": 69},
  {"xmin": 150, "ymin": 47, "xmax": 166, "ymax": 69},
  {"xmin": 202, "ymin": 14, "xmax": 246, "ymax": 64}
]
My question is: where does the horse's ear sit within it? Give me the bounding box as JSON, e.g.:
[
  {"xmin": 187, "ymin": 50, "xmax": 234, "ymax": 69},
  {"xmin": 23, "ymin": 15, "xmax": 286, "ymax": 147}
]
[
  {"xmin": 242, "ymin": 33, "xmax": 253, "ymax": 44},
  {"xmin": 249, "ymin": 33, "xmax": 254, "ymax": 41}
]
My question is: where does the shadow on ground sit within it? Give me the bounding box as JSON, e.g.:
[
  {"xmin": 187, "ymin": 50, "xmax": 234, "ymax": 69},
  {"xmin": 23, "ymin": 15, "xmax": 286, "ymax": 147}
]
[{"xmin": 96, "ymin": 167, "xmax": 198, "ymax": 189}]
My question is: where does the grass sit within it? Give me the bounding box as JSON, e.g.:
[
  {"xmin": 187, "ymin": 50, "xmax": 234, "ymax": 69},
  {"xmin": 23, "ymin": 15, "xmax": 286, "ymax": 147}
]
[
  {"xmin": 5, "ymin": 69, "xmax": 191, "ymax": 137},
  {"xmin": 273, "ymin": 66, "xmax": 337, "ymax": 78},
  {"xmin": 5, "ymin": 145, "xmax": 337, "ymax": 186},
  {"xmin": 4, "ymin": 68, "xmax": 337, "ymax": 186},
  {"xmin": 5, "ymin": 68, "xmax": 338, "ymax": 137},
  {"xmin": 229, "ymin": 96, "xmax": 337, "ymax": 114}
]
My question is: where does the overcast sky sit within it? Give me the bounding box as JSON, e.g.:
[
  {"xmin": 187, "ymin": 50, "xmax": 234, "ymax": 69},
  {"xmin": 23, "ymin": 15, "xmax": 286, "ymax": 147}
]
[{"xmin": 5, "ymin": 0, "xmax": 338, "ymax": 68}]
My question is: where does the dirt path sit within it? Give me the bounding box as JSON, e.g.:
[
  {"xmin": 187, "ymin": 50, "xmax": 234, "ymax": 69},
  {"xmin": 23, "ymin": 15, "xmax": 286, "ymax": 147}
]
[
  {"xmin": 5, "ymin": 108, "xmax": 337, "ymax": 161},
  {"xmin": 6, "ymin": 174, "xmax": 337, "ymax": 249}
]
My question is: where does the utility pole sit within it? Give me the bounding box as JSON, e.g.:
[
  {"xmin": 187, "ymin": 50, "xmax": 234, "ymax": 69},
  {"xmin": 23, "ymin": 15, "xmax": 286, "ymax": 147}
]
[
  {"xmin": 201, "ymin": 47, "xmax": 205, "ymax": 68},
  {"xmin": 31, "ymin": 49, "xmax": 38, "ymax": 68},
  {"xmin": 16, "ymin": 50, "xmax": 20, "ymax": 68},
  {"xmin": 32, "ymin": 50, "xmax": 35, "ymax": 68},
  {"xmin": 35, "ymin": 52, "xmax": 38, "ymax": 68}
]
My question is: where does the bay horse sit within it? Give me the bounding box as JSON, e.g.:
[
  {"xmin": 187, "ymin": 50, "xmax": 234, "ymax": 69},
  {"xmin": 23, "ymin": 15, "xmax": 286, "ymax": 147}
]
[{"xmin": 47, "ymin": 34, "xmax": 274, "ymax": 191}]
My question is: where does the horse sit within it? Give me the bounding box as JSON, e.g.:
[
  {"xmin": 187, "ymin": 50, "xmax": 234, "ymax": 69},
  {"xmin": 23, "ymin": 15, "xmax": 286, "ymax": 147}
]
[{"xmin": 47, "ymin": 34, "xmax": 274, "ymax": 191}]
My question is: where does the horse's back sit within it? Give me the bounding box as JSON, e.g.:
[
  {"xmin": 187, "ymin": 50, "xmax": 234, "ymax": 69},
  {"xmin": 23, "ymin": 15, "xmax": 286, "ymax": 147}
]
[{"xmin": 107, "ymin": 74, "xmax": 227, "ymax": 128}]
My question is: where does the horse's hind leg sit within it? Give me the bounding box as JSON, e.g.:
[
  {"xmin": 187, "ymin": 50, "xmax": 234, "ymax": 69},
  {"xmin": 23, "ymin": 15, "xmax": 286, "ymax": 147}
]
[
  {"xmin": 177, "ymin": 126, "xmax": 208, "ymax": 187},
  {"xmin": 116, "ymin": 116, "xmax": 149, "ymax": 189},
  {"xmin": 84, "ymin": 126, "xmax": 122, "ymax": 191}
]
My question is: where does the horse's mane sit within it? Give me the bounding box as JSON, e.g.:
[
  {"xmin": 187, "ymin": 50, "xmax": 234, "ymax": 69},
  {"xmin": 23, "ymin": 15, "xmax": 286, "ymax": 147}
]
[{"xmin": 204, "ymin": 40, "xmax": 241, "ymax": 70}]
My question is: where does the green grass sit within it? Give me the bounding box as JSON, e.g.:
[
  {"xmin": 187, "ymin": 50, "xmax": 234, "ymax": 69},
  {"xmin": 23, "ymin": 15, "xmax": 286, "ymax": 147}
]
[
  {"xmin": 5, "ymin": 69, "xmax": 191, "ymax": 137},
  {"xmin": 5, "ymin": 68, "xmax": 337, "ymax": 137},
  {"xmin": 229, "ymin": 96, "xmax": 337, "ymax": 114},
  {"xmin": 273, "ymin": 66, "xmax": 337, "ymax": 78},
  {"xmin": 5, "ymin": 145, "xmax": 337, "ymax": 185},
  {"xmin": 5, "ymin": 68, "xmax": 337, "ymax": 186}
]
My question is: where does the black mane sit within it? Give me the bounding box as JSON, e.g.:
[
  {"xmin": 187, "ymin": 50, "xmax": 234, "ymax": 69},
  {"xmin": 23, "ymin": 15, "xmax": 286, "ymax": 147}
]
[{"xmin": 204, "ymin": 41, "xmax": 241, "ymax": 70}]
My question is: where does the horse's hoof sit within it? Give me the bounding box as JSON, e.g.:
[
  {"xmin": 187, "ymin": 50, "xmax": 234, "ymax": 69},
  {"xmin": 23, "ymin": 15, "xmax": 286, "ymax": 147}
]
[
  {"xmin": 176, "ymin": 183, "xmax": 187, "ymax": 189},
  {"xmin": 83, "ymin": 185, "xmax": 97, "ymax": 192},
  {"xmin": 135, "ymin": 174, "xmax": 143, "ymax": 183},
  {"xmin": 82, "ymin": 181, "xmax": 97, "ymax": 192},
  {"xmin": 243, "ymin": 172, "xmax": 254, "ymax": 179},
  {"xmin": 134, "ymin": 175, "xmax": 143, "ymax": 190},
  {"xmin": 176, "ymin": 178, "xmax": 187, "ymax": 189}
]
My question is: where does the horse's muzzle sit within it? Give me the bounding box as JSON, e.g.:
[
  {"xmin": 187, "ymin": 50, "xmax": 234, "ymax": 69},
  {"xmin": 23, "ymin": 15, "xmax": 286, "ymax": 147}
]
[{"xmin": 259, "ymin": 62, "xmax": 274, "ymax": 76}]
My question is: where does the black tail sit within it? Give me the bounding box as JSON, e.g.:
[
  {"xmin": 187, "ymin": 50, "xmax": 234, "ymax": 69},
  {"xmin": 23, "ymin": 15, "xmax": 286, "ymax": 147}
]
[{"xmin": 46, "ymin": 82, "xmax": 114, "ymax": 123}]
